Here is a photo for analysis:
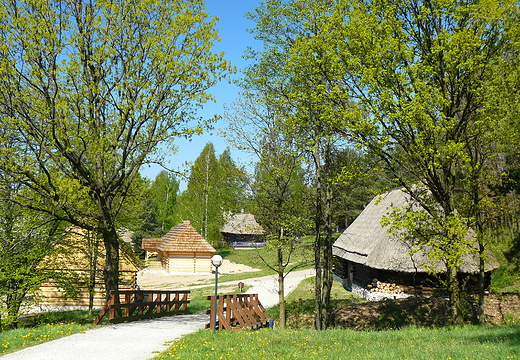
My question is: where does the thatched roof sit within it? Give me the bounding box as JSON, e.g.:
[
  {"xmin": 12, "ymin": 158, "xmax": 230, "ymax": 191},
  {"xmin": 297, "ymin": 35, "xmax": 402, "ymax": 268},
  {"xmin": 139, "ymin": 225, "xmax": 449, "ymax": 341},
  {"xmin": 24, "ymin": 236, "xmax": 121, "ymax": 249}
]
[
  {"xmin": 220, "ymin": 212, "xmax": 266, "ymax": 236},
  {"xmin": 333, "ymin": 188, "xmax": 499, "ymax": 274},
  {"xmin": 142, "ymin": 221, "xmax": 215, "ymax": 253}
]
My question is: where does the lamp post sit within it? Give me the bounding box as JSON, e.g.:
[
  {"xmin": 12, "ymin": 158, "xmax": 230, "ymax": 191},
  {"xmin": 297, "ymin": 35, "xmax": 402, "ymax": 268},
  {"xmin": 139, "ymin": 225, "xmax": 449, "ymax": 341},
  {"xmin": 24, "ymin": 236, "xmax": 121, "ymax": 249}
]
[{"xmin": 211, "ymin": 254, "xmax": 223, "ymax": 333}]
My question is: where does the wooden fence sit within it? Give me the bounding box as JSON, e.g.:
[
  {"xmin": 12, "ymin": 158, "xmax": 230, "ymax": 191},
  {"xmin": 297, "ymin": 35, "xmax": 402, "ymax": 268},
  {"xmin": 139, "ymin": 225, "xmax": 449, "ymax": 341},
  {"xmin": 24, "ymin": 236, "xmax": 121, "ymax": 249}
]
[
  {"xmin": 206, "ymin": 294, "xmax": 270, "ymax": 331},
  {"xmin": 94, "ymin": 290, "xmax": 190, "ymax": 325}
]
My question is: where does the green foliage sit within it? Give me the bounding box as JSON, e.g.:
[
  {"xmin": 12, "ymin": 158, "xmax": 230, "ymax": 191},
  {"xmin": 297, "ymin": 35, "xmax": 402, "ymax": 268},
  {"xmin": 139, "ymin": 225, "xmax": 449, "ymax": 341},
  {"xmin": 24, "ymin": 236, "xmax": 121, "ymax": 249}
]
[
  {"xmin": 131, "ymin": 171, "xmax": 180, "ymax": 253},
  {"xmin": 149, "ymin": 171, "xmax": 179, "ymax": 233},
  {"xmin": 0, "ymin": 181, "xmax": 65, "ymax": 330},
  {"xmin": 244, "ymin": 0, "xmax": 358, "ymax": 329},
  {"xmin": 328, "ymin": 147, "xmax": 389, "ymax": 231},
  {"xmin": 174, "ymin": 143, "xmax": 247, "ymax": 246},
  {"xmin": 0, "ymin": 0, "xmax": 232, "ymax": 293}
]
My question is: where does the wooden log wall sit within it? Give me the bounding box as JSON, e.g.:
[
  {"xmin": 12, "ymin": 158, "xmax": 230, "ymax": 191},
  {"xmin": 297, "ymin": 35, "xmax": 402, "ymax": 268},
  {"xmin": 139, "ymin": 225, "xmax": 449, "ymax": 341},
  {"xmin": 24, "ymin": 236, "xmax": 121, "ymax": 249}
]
[{"xmin": 37, "ymin": 270, "xmax": 136, "ymax": 306}]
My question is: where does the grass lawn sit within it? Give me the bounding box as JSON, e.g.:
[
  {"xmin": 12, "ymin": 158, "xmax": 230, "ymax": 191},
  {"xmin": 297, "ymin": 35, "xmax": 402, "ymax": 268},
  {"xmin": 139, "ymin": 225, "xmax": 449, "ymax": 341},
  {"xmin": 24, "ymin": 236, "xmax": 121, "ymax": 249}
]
[
  {"xmin": 267, "ymin": 276, "xmax": 367, "ymax": 329},
  {"xmin": 0, "ymin": 311, "xmax": 97, "ymax": 356},
  {"xmin": 215, "ymin": 236, "xmax": 316, "ymax": 282},
  {"xmin": 155, "ymin": 273, "xmax": 520, "ymax": 359},
  {"xmin": 153, "ymin": 325, "xmax": 520, "ymax": 360}
]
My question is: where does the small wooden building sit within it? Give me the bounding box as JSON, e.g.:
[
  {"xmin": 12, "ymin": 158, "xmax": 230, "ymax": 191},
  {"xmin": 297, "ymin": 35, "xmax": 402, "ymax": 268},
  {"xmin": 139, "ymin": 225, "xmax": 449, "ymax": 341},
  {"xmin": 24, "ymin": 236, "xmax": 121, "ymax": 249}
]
[
  {"xmin": 221, "ymin": 212, "xmax": 267, "ymax": 248},
  {"xmin": 142, "ymin": 220, "xmax": 216, "ymax": 273},
  {"xmin": 333, "ymin": 188, "xmax": 499, "ymax": 296},
  {"xmin": 38, "ymin": 228, "xmax": 139, "ymax": 307}
]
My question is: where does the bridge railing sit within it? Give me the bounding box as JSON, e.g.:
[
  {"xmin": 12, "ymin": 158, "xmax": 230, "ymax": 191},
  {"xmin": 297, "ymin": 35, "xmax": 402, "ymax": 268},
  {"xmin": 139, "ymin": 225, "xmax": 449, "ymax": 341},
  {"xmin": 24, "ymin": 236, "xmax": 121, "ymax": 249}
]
[
  {"xmin": 206, "ymin": 293, "xmax": 270, "ymax": 331},
  {"xmin": 94, "ymin": 290, "xmax": 190, "ymax": 325}
]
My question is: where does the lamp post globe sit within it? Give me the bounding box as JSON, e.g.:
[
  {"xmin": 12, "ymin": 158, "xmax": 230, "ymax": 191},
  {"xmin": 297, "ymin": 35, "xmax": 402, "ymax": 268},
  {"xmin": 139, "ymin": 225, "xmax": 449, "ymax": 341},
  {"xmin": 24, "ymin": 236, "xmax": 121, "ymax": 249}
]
[
  {"xmin": 211, "ymin": 254, "xmax": 223, "ymax": 268},
  {"xmin": 211, "ymin": 254, "xmax": 223, "ymax": 333}
]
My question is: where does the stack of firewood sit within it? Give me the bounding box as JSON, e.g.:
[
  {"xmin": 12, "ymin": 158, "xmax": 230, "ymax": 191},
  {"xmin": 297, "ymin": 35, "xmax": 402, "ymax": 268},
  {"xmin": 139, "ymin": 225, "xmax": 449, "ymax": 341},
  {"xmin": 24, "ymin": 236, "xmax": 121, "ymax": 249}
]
[{"xmin": 367, "ymin": 279, "xmax": 407, "ymax": 294}]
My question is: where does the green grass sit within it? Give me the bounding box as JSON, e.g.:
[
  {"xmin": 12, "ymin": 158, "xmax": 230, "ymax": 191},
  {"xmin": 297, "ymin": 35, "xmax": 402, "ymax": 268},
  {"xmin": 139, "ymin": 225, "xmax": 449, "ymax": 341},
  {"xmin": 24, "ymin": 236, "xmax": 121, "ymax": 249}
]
[
  {"xmin": 267, "ymin": 276, "xmax": 366, "ymax": 329},
  {"xmin": 156, "ymin": 271, "xmax": 520, "ymax": 359},
  {"xmin": 153, "ymin": 325, "xmax": 520, "ymax": 360},
  {"xmin": 491, "ymin": 267, "xmax": 520, "ymax": 294},
  {"xmin": 214, "ymin": 237, "xmax": 315, "ymax": 284},
  {"xmin": 0, "ymin": 311, "xmax": 97, "ymax": 356}
]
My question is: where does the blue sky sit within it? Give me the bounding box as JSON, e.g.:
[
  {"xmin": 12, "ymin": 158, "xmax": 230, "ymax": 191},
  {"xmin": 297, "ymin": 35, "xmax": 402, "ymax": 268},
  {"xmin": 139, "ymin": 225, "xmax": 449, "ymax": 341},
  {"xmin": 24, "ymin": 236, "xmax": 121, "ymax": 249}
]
[{"xmin": 139, "ymin": 0, "xmax": 262, "ymax": 186}]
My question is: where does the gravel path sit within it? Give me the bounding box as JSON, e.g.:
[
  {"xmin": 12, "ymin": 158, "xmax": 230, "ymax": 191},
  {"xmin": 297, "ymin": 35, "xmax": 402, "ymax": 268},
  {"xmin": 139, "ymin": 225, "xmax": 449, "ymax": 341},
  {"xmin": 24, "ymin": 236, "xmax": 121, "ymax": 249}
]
[
  {"xmin": 0, "ymin": 313, "xmax": 209, "ymax": 360},
  {"xmin": 0, "ymin": 269, "xmax": 315, "ymax": 360}
]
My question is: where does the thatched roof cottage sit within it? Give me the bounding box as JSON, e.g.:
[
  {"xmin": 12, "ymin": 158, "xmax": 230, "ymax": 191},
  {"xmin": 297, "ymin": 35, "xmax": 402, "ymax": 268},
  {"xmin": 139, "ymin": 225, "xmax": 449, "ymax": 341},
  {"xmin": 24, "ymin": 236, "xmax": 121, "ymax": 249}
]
[
  {"xmin": 221, "ymin": 211, "xmax": 267, "ymax": 248},
  {"xmin": 333, "ymin": 188, "xmax": 499, "ymax": 298},
  {"xmin": 142, "ymin": 221, "xmax": 216, "ymax": 273}
]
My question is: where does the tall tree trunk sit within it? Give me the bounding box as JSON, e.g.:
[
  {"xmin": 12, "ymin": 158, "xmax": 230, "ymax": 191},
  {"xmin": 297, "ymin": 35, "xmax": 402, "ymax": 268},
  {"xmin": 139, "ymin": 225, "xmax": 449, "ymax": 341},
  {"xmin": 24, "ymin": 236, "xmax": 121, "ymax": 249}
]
[
  {"xmin": 203, "ymin": 150, "xmax": 210, "ymax": 239},
  {"xmin": 447, "ymin": 265, "xmax": 463, "ymax": 325},
  {"xmin": 6, "ymin": 292, "xmax": 24, "ymax": 329},
  {"xmin": 314, "ymin": 137, "xmax": 334, "ymax": 330},
  {"xmin": 277, "ymin": 246, "xmax": 286, "ymax": 329},
  {"xmin": 314, "ymin": 141, "xmax": 324, "ymax": 330},
  {"xmin": 102, "ymin": 226, "xmax": 120, "ymax": 300},
  {"xmin": 320, "ymin": 154, "xmax": 334, "ymax": 329},
  {"xmin": 88, "ymin": 231, "xmax": 98, "ymax": 315},
  {"xmin": 477, "ymin": 236, "xmax": 486, "ymax": 324}
]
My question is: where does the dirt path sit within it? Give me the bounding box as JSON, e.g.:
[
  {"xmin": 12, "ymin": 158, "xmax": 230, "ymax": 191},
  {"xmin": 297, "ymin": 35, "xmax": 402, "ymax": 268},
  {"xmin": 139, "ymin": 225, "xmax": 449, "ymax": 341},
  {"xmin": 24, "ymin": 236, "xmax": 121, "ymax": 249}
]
[{"xmin": 136, "ymin": 259, "xmax": 260, "ymax": 289}]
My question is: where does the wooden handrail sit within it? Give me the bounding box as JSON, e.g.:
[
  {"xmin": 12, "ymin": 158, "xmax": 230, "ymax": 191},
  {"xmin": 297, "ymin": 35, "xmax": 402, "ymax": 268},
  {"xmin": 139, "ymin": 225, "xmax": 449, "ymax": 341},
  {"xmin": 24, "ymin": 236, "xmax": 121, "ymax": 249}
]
[
  {"xmin": 206, "ymin": 294, "xmax": 270, "ymax": 331},
  {"xmin": 94, "ymin": 290, "xmax": 190, "ymax": 325}
]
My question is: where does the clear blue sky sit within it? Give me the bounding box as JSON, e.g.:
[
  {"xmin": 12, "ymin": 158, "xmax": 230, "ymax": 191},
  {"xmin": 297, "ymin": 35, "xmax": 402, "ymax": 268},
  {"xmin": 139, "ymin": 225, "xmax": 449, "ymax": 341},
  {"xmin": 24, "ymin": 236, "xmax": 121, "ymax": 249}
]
[{"xmin": 139, "ymin": 0, "xmax": 262, "ymax": 187}]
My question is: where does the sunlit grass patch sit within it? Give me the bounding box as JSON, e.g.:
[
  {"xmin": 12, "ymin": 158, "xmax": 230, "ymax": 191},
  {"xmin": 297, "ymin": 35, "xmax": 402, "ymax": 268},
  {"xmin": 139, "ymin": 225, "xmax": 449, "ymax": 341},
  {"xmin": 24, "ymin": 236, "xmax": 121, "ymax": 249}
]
[
  {"xmin": 0, "ymin": 321, "xmax": 93, "ymax": 356},
  {"xmin": 154, "ymin": 325, "xmax": 520, "ymax": 360}
]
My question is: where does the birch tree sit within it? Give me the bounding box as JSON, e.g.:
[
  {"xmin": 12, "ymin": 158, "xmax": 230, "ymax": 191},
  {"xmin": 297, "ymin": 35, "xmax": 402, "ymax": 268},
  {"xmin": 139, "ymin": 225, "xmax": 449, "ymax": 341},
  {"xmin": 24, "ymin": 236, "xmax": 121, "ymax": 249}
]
[{"xmin": 226, "ymin": 91, "xmax": 313, "ymax": 328}]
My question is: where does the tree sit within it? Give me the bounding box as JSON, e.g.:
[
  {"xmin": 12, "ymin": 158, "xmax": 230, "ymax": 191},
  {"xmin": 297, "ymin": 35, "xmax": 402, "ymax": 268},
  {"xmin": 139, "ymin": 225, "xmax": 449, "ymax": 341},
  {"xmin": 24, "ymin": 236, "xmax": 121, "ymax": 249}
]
[
  {"xmin": 0, "ymin": 0, "xmax": 231, "ymax": 296},
  {"xmin": 328, "ymin": 147, "xmax": 386, "ymax": 232},
  {"xmin": 174, "ymin": 143, "xmax": 246, "ymax": 246},
  {"xmin": 218, "ymin": 149, "xmax": 248, "ymax": 214},
  {"xmin": 226, "ymin": 91, "xmax": 313, "ymax": 328},
  {"xmin": 130, "ymin": 172, "xmax": 177, "ymax": 256},
  {"xmin": 149, "ymin": 170, "xmax": 179, "ymax": 233},
  {"xmin": 245, "ymin": 0, "xmax": 355, "ymax": 330},
  {"xmin": 325, "ymin": 0, "xmax": 510, "ymax": 323},
  {"xmin": 0, "ymin": 181, "xmax": 64, "ymax": 330}
]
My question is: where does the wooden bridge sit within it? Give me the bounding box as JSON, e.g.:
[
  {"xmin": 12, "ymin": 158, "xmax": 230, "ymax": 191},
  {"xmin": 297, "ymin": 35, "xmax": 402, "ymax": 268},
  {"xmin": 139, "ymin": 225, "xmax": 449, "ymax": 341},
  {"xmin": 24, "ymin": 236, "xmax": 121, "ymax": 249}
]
[{"xmin": 94, "ymin": 290, "xmax": 190, "ymax": 325}]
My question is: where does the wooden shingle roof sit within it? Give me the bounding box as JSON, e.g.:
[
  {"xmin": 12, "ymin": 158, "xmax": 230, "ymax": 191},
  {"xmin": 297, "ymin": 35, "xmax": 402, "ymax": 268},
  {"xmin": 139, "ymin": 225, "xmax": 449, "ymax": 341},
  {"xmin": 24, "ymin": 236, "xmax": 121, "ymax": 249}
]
[
  {"xmin": 144, "ymin": 221, "xmax": 215, "ymax": 253},
  {"xmin": 142, "ymin": 237, "xmax": 163, "ymax": 251}
]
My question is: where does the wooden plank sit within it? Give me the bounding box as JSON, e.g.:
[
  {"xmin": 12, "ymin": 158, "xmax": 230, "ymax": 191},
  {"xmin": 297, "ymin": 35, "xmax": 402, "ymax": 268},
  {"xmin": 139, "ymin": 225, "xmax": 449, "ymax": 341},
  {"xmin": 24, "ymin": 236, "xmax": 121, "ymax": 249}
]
[
  {"xmin": 228, "ymin": 295, "xmax": 254, "ymax": 328},
  {"xmin": 206, "ymin": 294, "xmax": 270, "ymax": 331},
  {"xmin": 93, "ymin": 303, "xmax": 111, "ymax": 325},
  {"xmin": 95, "ymin": 290, "xmax": 190, "ymax": 325}
]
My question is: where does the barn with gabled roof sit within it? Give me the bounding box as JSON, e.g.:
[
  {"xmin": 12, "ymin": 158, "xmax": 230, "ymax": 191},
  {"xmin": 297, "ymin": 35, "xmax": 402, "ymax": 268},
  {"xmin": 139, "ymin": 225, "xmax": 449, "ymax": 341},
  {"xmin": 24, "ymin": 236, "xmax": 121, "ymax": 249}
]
[{"xmin": 142, "ymin": 220, "xmax": 216, "ymax": 273}]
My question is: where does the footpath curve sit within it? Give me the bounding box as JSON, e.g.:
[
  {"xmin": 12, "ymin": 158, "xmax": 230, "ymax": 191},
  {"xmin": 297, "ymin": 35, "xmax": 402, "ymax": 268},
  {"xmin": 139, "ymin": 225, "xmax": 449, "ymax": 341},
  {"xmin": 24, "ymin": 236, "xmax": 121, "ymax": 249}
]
[{"xmin": 0, "ymin": 268, "xmax": 315, "ymax": 360}]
